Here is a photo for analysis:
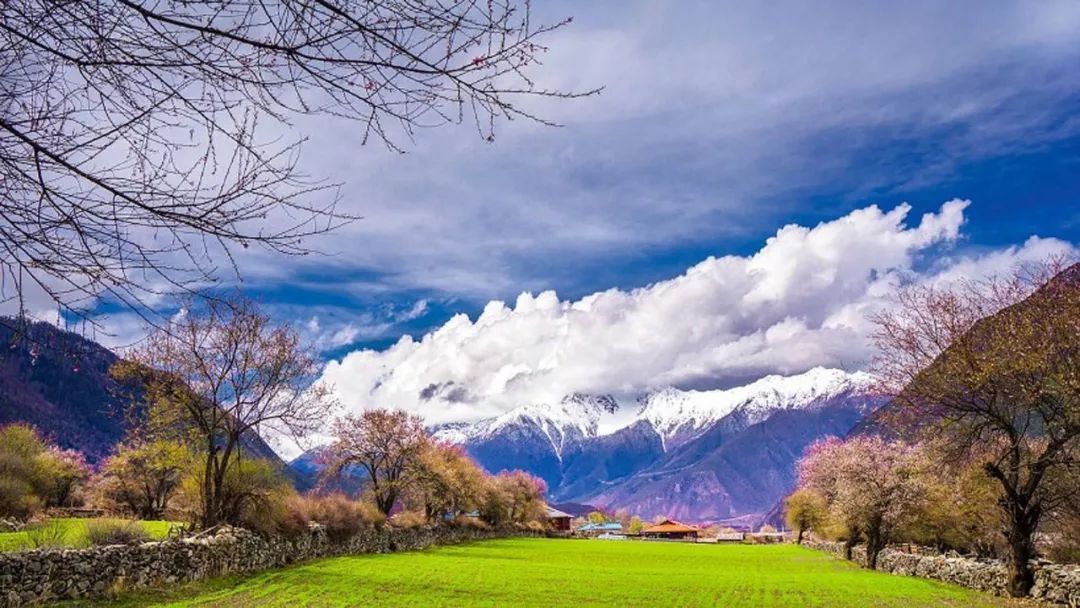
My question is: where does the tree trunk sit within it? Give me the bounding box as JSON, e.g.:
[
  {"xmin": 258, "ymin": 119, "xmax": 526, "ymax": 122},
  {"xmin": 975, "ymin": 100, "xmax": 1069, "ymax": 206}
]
[
  {"xmin": 1004, "ymin": 503, "xmax": 1039, "ymax": 597},
  {"xmin": 844, "ymin": 531, "xmax": 859, "ymax": 561},
  {"xmin": 796, "ymin": 527, "xmax": 805, "ymax": 545},
  {"xmin": 866, "ymin": 528, "xmax": 885, "ymax": 570}
]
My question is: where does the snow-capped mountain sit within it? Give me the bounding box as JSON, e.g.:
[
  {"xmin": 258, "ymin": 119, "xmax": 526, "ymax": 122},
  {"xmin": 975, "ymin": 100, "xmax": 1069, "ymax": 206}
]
[
  {"xmin": 637, "ymin": 367, "xmax": 874, "ymax": 449},
  {"xmin": 434, "ymin": 367, "xmax": 883, "ymax": 523},
  {"xmin": 432, "ymin": 393, "xmax": 617, "ymax": 458}
]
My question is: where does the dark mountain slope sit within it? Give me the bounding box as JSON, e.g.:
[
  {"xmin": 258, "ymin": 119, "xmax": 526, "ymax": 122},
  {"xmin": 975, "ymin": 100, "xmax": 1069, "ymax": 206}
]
[
  {"xmin": 0, "ymin": 318, "xmax": 291, "ymax": 476},
  {"xmin": 0, "ymin": 319, "xmax": 130, "ymax": 462}
]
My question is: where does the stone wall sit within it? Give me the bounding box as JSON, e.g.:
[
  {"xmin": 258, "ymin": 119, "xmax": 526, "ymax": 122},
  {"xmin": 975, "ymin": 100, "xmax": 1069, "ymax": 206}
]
[
  {"xmin": 804, "ymin": 540, "xmax": 1080, "ymax": 607},
  {"xmin": 0, "ymin": 525, "xmax": 538, "ymax": 606}
]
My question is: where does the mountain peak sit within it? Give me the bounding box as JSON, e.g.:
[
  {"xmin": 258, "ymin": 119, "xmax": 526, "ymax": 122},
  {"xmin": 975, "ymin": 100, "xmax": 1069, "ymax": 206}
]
[{"xmin": 637, "ymin": 367, "xmax": 874, "ymax": 446}]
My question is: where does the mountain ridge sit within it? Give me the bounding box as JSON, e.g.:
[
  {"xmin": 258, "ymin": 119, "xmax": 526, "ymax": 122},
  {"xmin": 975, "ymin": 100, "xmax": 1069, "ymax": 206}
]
[{"xmin": 427, "ymin": 367, "xmax": 883, "ymax": 523}]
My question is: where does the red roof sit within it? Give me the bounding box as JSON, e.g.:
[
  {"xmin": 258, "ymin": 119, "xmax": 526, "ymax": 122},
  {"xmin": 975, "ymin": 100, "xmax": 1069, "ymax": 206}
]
[{"xmin": 642, "ymin": 519, "xmax": 700, "ymax": 533}]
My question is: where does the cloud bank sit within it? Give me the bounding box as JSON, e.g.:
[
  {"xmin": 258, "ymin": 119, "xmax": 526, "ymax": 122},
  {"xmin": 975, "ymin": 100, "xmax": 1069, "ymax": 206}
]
[{"xmin": 319, "ymin": 200, "xmax": 1074, "ymax": 425}]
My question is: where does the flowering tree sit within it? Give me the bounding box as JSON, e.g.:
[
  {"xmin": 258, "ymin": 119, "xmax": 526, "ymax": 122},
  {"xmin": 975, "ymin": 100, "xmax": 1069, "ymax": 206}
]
[
  {"xmin": 480, "ymin": 469, "xmax": 547, "ymax": 526},
  {"xmin": 40, "ymin": 447, "xmax": 91, "ymax": 508},
  {"xmin": 798, "ymin": 435, "xmax": 926, "ymax": 569},
  {"xmin": 872, "ymin": 260, "xmax": 1080, "ymax": 595},
  {"xmin": 325, "ymin": 409, "xmax": 428, "ymax": 516}
]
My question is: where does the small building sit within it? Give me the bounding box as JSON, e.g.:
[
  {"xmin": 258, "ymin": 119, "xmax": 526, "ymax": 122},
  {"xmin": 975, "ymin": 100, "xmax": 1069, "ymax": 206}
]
[
  {"xmin": 642, "ymin": 519, "xmax": 700, "ymax": 541},
  {"xmin": 546, "ymin": 506, "xmax": 574, "ymax": 531},
  {"xmin": 576, "ymin": 522, "xmax": 624, "ymax": 537}
]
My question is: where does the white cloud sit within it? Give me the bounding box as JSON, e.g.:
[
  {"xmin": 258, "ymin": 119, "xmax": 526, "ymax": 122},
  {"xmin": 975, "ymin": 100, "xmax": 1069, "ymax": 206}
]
[
  {"xmin": 318, "ymin": 200, "xmax": 1076, "ymax": 425},
  {"xmin": 216, "ymin": 0, "xmax": 1080, "ymax": 303}
]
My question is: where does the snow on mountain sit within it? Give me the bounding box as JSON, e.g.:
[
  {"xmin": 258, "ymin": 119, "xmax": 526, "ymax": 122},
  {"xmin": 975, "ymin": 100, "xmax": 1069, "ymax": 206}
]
[
  {"xmin": 431, "ymin": 393, "xmax": 618, "ymax": 460},
  {"xmin": 636, "ymin": 367, "xmax": 874, "ymax": 448},
  {"xmin": 433, "ymin": 367, "xmax": 873, "ymax": 456}
]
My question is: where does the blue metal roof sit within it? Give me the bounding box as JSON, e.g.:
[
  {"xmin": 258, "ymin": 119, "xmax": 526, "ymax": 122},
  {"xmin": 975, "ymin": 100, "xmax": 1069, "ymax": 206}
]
[{"xmin": 578, "ymin": 522, "xmax": 623, "ymax": 531}]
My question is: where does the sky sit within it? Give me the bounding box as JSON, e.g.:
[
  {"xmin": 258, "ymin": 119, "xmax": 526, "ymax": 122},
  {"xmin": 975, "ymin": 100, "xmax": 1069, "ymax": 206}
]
[{"xmin": 58, "ymin": 2, "xmax": 1080, "ymax": 440}]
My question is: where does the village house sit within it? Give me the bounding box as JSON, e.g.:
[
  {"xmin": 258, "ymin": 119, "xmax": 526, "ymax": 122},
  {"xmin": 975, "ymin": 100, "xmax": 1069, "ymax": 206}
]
[
  {"xmin": 546, "ymin": 506, "xmax": 574, "ymax": 532},
  {"xmin": 642, "ymin": 520, "xmax": 700, "ymax": 541}
]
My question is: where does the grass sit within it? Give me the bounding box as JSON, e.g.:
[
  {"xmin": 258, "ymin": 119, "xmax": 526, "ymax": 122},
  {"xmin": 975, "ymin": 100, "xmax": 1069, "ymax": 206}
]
[
  {"xmin": 67, "ymin": 538, "xmax": 1025, "ymax": 607},
  {"xmin": 0, "ymin": 518, "xmax": 178, "ymax": 551}
]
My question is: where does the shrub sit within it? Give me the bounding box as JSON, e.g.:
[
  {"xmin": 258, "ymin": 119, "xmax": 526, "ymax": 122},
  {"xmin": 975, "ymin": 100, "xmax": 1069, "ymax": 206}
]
[
  {"xmin": 272, "ymin": 494, "xmax": 313, "ymax": 538},
  {"xmin": 0, "ymin": 424, "xmax": 57, "ymax": 519},
  {"xmin": 86, "ymin": 519, "xmax": 150, "ymax": 546},
  {"xmin": 451, "ymin": 515, "xmax": 488, "ymax": 529},
  {"xmin": 0, "ymin": 475, "xmax": 42, "ymax": 521},
  {"xmin": 24, "ymin": 520, "xmax": 67, "ymax": 549},
  {"xmin": 308, "ymin": 494, "xmax": 373, "ymax": 541},
  {"xmin": 390, "ymin": 510, "xmax": 429, "ymax": 529},
  {"xmin": 272, "ymin": 494, "xmax": 385, "ymax": 539}
]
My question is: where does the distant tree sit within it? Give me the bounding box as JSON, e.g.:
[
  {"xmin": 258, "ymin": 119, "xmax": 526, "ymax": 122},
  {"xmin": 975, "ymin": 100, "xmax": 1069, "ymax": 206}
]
[
  {"xmin": 798, "ymin": 436, "xmax": 926, "ymax": 569},
  {"xmin": 97, "ymin": 440, "xmax": 193, "ymax": 520},
  {"xmin": 325, "ymin": 409, "xmax": 428, "ymax": 517},
  {"xmin": 587, "ymin": 511, "xmax": 607, "ymax": 525},
  {"xmin": 628, "ymin": 515, "xmax": 645, "ymax": 535},
  {"xmin": 114, "ymin": 297, "xmax": 336, "ymax": 528},
  {"xmin": 480, "ymin": 470, "xmax": 547, "ymax": 526},
  {"xmin": 40, "ymin": 447, "xmax": 91, "ymax": 508},
  {"xmin": 496, "ymin": 470, "xmax": 548, "ymax": 525},
  {"xmin": 785, "ymin": 489, "xmax": 827, "ymax": 544},
  {"xmin": 0, "ymin": 424, "xmax": 93, "ymax": 516},
  {"xmin": 872, "ymin": 260, "xmax": 1080, "ymax": 596},
  {"xmin": 405, "ymin": 440, "xmax": 487, "ymax": 522},
  {"xmin": 0, "ymin": 0, "xmax": 594, "ymax": 325}
]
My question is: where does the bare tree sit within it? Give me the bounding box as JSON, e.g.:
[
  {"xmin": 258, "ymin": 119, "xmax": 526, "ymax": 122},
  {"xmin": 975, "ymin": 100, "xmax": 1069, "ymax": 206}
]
[
  {"xmin": 324, "ymin": 408, "xmax": 428, "ymax": 516},
  {"xmin": 113, "ymin": 296, "xmax": 336, "ymax": 528},
  {"xmin": 872, "ymin": 260, "xmax": 1080, "ymax": 596},
  {"xmin": 0, "ymin": 1, "xmax": 594, "ymax": 325}
]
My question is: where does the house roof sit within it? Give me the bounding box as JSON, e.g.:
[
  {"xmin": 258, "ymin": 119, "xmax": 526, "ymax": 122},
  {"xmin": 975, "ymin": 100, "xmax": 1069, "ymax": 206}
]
[
  {"xmin": 578, "ymin": 522, "xmax": 623, "ymax": 531},
  {"xmin": 642, "ymin": 519, "xmax": 700, "ymax": 534},
  {"xmin": 546, "ymin": 506, "xmax": 573, "ymax": 519}
]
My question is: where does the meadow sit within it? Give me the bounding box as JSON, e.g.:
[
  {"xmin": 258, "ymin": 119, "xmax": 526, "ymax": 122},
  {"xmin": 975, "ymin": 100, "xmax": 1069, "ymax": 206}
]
[
  {"xmin": 0, "ymin": 518, "xmax": 176, "ymax": 552},
  {"xmin": 70, "ymin": 538, "xmax": 1023, "ymax": 607}
]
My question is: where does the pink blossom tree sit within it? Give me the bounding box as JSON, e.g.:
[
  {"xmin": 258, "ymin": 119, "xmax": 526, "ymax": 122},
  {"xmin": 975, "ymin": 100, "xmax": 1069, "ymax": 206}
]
[
  {"xmin": 325, "ymin": 409, "xmax": 428, "ymax": 516},
  {"xmin": 798, "ymin": 435, "xmax": 927, "ymax": 569}
]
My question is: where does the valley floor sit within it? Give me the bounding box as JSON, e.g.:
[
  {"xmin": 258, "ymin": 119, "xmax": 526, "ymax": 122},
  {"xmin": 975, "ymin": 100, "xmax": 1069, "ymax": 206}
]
[{"xmin": 70, "ymin": 538, "xmax": 1024, "ymax": 607}]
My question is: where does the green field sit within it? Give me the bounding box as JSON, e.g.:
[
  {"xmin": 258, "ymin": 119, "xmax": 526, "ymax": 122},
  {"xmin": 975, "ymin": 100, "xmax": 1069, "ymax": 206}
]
[
  {"xmin": 71, "ymin": 538, "xmax": 1023, "ymax": 607},
  {"xmin": 0, "ymin": 518, "xmax": 177, "ymax": 551}
]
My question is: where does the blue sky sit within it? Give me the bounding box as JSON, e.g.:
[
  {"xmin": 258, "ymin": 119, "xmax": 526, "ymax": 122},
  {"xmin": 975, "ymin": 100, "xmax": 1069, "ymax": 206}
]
[
  {"xmin": 248, "ymin": 0, "xmax": 1080, "ymax": 360},
  {"xmin": 74, "ymin": 2, "xmax": 1080, "ymax": 424}
]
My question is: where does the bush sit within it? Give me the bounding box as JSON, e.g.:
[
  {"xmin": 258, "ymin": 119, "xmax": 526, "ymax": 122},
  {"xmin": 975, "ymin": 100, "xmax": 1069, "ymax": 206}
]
[
  {"xmin": 272, "ymin": 494, "xmax": 313, "ymax": 538},
  {"xmin": 390, "ymin": 510, "xmax": 430, "ymax": 529},
  {"xmin": 308, "ymin": 494, "xmax": 376, "ymax": 541},
  {"xmin": 24, "ymin": 520, "xmax": 66, "ymax": 549},
  {"xmin": 523, "ymin": 520, "xmax": 545, "ymax": 532},
  {"xmin": 0, "ymin": 475, "xmax": 42, "ymax": 521},
  {"xmin": 272, "ymin": 494, "xmax": 385, "ymax": 539},
  {"xmin": 451, "ymin": 515, "xmax": 488, "ymax": 529},
  {"xmin": 86, "ymin": 519, "xmax": 150, "ymax": 546}
]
